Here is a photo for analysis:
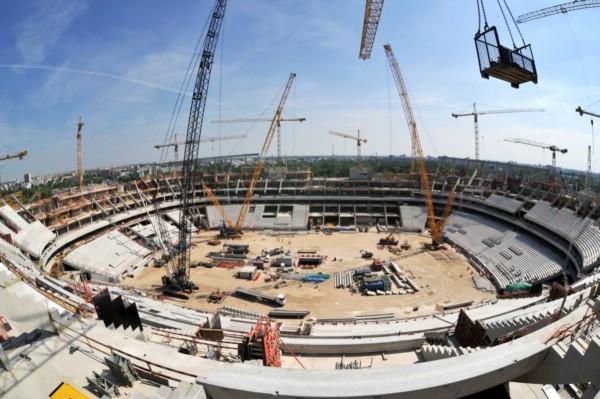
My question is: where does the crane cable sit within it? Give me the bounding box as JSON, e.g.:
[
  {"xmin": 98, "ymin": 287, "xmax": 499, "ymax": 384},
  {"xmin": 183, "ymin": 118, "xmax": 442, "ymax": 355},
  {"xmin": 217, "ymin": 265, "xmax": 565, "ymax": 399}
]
[
  {"xmin": 159, "ymin": 10, "xmax": 213, "ymax": 164},
  {"xmin": 502, "ymin": 0, "xmax": 527, "ymax": 47},
  {"xmin": 476, "ymin": 0, "xmax": 489, "ymax": 32},
  {"xmin": 496, "ymin": 0, "xmax": 516, "ymax": 48}
]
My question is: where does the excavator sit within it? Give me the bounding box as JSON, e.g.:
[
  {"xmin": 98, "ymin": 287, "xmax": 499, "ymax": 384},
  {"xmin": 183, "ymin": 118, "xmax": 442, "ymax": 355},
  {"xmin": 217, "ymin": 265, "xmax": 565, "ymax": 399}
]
[{"xmin": 384, "ymin": 44, "xmax": 454, "ymax": 249}]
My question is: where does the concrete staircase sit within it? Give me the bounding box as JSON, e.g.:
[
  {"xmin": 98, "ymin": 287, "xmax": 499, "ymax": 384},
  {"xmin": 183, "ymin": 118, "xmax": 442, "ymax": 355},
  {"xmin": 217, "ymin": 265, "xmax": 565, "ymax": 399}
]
[
  {"xmin": 484, "ymin": 299, "xmax": 580, "ymax": 341},
  {"xmin": 519, "ymin": 328, "xmax": 600, "ymax": 386},
  {"xmin": 420, "ymin": 344, "xmax": 482, "ymax": 361}
]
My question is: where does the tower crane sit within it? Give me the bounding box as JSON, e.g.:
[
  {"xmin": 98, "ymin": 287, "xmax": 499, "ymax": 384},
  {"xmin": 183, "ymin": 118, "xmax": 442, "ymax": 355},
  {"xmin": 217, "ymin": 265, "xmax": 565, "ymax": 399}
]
[
  {"xmin": 154, "ymin": 134, "xmax": 247, "ymax": 161},
  {"xmin": 164, "ymin": 0, "xmax": 226, "ymax": 293},
  {"xmin": 504, "ymin": 138, "xmax": 568, "ymax": 176},
  {"xmin": 76, "ymin": 117, "xmax": 84, "ymax": 191},
  {"xmin": 384, "ymin": 43, "xmax": 454, "ymax": 248},
  {"xmin": 359, "ymin": 0, "xmax": 385, "ymax": 60},
  {"xmin": 328, "ymin": 130, "xmax": 367, "ymax": 164},
  {"xmin": 451, "ymin": 104, "xmax": 544, "ymax": 160},
  {"xmin": 517, "ymin": 0, "xmax": 600, "ymax": 23},
  {"xmin": 0, "ymin": 151, "xmax": 27, "ymax": 162},
  {"xmin": 211, "ymin": 117, "xmax": 305, "ymax": 163}
]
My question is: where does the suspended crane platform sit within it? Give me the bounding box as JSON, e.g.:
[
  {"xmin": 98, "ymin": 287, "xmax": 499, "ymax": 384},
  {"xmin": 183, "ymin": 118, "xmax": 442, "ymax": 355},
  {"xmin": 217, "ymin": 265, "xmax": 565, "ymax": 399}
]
[{"xmin": 474, "ymin": 1, "xmax": 538, "ymax": 88}]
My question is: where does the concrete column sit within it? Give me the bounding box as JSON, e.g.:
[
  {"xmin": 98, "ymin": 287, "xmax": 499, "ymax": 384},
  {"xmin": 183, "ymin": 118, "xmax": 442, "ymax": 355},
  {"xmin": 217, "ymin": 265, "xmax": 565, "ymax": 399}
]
[{"xmin": 0, "ymin": 344, "xmax": 9, "ymax": 371}]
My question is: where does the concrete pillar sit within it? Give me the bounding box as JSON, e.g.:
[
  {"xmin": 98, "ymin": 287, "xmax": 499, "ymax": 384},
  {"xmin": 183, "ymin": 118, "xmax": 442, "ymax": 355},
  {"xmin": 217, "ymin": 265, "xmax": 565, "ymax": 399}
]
[{"xmin": 0, "ymin": 344, "xmax": 9, "ymax": 371}]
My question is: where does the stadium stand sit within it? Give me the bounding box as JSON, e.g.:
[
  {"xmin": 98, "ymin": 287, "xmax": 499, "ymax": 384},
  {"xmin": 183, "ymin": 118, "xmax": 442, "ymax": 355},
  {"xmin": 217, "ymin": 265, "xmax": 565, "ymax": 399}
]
[
  {"xmin": 0, "ymin": 204, "xmax": 55, "ymax": 258},
  {"xmin": 525, "ymin": 201, "xmax": 600, "ymax": 271},
  {"xmin": 63, "ymin": 230, "xmax": 151, "ymax": 282},
  {"xmin": 444, "ymin": 212, "xmax": 563, "ymax": 288},
  {"xmin": 205, "ymin": 204, "xmax": 308, "ymax": 230},
  {"xmin": 400, "ymin": 205, "xmax": 427, "ymax": 232},
  {"xmin": 484, "ymin": 194, "xmax": 523, "ymax": 214}
]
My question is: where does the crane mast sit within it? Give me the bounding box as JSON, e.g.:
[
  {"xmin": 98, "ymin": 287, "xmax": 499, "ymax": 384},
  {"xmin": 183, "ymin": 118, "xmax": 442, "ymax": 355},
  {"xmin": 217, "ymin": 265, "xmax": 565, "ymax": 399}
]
[
  {"xmin": 76, "ymin": 117, "xmax": 84, "ymax": 191},
  {"xmin": 165, "ymin": 0, "xmax": 226, "ymax": 292},
  {"xmin": 235, "ymin": 73, "xmax": 296, "ymax": 231},
  {"xmin": 384, "ymin": 43, "xmax": 449, "ymax": 247}
]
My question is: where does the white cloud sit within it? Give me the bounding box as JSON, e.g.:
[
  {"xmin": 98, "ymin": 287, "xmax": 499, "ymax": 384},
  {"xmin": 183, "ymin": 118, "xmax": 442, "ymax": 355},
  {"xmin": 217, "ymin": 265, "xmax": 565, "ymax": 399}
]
[{"xmin": 15, "ymin": 0, "xmax": 88, "ymax": 63}]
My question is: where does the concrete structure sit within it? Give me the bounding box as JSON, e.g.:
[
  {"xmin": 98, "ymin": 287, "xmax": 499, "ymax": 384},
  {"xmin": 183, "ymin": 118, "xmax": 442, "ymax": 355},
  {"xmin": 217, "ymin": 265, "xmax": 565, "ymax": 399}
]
[{"xmin": 63, "ymin": 230, "xmax": 151, "ymax": 282}]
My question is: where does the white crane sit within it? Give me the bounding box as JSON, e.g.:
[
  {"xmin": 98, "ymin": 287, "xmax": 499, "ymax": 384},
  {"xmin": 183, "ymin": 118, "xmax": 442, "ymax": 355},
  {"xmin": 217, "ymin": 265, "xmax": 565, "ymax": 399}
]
[
  {"xmin": 451, "ymin": 103, "xmax": 544, "ymax": 160},
  {"xmin": 154, "ymin": 134, "xmax": 246, "ymax": 161},
  {"xmin": 328, "ymin": 130, "xmax": 367, "ymax": 163}
]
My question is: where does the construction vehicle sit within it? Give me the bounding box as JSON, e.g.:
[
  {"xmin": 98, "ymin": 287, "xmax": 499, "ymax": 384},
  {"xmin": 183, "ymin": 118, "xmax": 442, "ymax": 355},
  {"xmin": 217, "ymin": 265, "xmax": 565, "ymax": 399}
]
[
  {"xmin": 378, "ymin": 224, "xmax": 400, "ymax": 247},
  {"xmin": 517, "ymin": 0, "xmax": 600, "ymax": 23},
  {"xmin": 360, "ymin": 249, "xmax": 374, "ymax": 259},
  {"xmin": 154, "ymin": 133, "xmax": 247, "ymax": 162},
  {"xmin": 162, "ymin": 0, "xmax": 227, "ymax": 293},
  {"xmin": 384, "ymin": 44, "xmax": 454, "ymax": 249},
  {"xmin": 504, "ymin": 138, "xmax": 567, "ymax": 178},
  {"xmin": 211, "ymin": 117, "xmax": 305, "ymax": 163},
  {"xmin": 451, "ymin": 104, "xmax": 544, "ymax": 160}
]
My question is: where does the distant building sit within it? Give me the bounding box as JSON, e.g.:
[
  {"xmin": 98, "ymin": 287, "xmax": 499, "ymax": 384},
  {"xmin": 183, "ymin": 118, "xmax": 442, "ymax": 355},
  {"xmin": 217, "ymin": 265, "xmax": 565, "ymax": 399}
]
[{"xmin": 23, "ymin": 173, "xmax": 32, "ymax": 189}]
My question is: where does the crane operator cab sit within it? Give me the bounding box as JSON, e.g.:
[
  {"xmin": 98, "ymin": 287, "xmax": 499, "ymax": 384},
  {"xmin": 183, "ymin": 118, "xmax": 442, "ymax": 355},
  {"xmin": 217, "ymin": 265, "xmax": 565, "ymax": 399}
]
[{"xmin": 474, "ymin": 1, "xmax": 538, "ymax": 88}]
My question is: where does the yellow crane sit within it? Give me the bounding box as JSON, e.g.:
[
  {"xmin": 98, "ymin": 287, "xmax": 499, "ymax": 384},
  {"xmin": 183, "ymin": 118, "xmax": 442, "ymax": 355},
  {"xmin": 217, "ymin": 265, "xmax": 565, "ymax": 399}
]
[
  {"xmin": 0, "ymin": 150, "xmax": 27, "ymax": 162},
  {"xmin": 359, "ymin": 0, "xmax": 385, "ymax": 60},
  {"xmin": 384, "ymin": 43, "xmax": 453, "ymax": 248},
  {"xmin": 328, "ymin": 130, "xmax": 367, "ymax": 164},
  {"xmin": 234, "ymin": 73, "xmax": 296, "ymax": 232},
  {"xmin": 154, "ymin": 134, "xmax": 247, "ymax": 161},
  {"xmin": 212, "ymin": 117, "xmax": 305, "ymax": 163},
  {"xmin": 208, "ymin": 74, "xmax": 297, "ymax": 237}
]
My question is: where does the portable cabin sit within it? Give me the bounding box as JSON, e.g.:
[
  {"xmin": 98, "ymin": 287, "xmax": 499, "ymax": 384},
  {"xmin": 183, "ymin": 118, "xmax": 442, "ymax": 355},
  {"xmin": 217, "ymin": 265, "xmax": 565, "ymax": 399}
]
[{"xmin": 474, "ymin": 26, "xmax": 537, "ymax": 89}]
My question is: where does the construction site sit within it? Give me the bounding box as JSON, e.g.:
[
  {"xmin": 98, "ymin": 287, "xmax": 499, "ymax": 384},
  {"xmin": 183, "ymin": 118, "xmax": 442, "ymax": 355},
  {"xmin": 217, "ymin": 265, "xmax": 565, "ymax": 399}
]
[{"xmin": 1, "ymin": 1, "xmax": 600, "ymax": 399}]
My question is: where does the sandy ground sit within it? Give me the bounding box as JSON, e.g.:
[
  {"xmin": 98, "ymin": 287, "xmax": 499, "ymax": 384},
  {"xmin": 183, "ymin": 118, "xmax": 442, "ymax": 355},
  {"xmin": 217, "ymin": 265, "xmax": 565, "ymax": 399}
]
[{"xmin": 126, "ymin": 230, "xmax": 495, "ymax": 318}]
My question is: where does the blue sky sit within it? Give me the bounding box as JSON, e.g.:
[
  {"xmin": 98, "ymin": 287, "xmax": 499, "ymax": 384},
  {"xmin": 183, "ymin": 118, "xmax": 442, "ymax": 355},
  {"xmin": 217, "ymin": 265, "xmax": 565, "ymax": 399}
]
[{"xmin": 1, "ymin": 0, "xmax": 599, "ymax": 181}]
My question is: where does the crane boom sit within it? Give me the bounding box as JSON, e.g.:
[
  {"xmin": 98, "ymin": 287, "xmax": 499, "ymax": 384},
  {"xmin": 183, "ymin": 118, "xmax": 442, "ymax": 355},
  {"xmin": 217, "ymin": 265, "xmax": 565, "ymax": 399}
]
[
  {"xmin": 210, "ymin": 117, "xmax": 305, "ymax": 162},
  {"xmin": 517, "ymin": 0, "xmax": 600, "ymax": 23},
  {"xmin": 328, "ymin": 130, "xmax": 367, "ymax": 160},
  {"xmin": 235, "ymin": 73, "xmax": 296, "ymax": 230},
  {"xmin": 153, "ymin": 134, "xmax": 247, "ymax": 149},
  {"xmin": 211, "ymin": 118, "xmax": 306, "ymax": 124},
  {"xmin": 359, "ymin": 0, "xmax": 385, "ymax": 59},
  {"xmin": 383, "ymin": 43, "xmax": 447, "ymax": 246},
  {"xmin": 0, "ymin": 150, "xmax": 28, "ymax": 162},
  {"xmin": 168, "ymin": 0, "xmax": 226, "ymax": 292},
  {"xmin": 504, "ymin": 138, "xmax": 567, "ymax": 175},
  {"xmin": 576, "ymin": 106, "xmax": 600, "ymax": 119}
]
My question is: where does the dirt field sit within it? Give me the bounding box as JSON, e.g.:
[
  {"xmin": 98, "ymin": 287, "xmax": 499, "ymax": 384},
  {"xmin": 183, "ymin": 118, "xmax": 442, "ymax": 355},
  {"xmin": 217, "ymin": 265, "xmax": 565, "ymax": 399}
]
[{"xmin": 127, "ymin": 230, "xmax": 495, "ymax": 318}]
